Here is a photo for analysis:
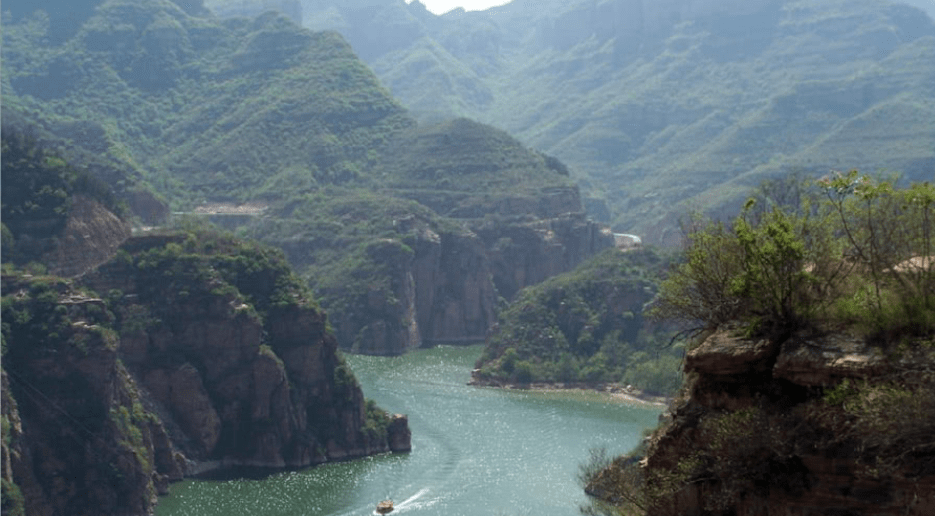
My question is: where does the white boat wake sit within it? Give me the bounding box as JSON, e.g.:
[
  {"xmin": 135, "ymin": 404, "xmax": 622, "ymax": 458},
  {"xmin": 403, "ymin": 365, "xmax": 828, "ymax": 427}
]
[{"xmin": 396, "ymin": 488, "xmax": 430, "ymax": 509}]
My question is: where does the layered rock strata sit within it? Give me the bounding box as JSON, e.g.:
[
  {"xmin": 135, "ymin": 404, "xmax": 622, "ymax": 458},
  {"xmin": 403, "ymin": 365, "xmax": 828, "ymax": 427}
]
[
  {"xmin": 1, "ymin": 234, "xmax": 411, "ymax": 516},
  {"xmin": 613, "ymin": 326, "xmax": 935, "ymax": 516}
]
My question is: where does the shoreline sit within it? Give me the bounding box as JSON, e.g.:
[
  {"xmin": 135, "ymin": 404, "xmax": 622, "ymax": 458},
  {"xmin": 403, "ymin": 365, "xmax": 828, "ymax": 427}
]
[{"xmin": 468, "ymin": 376, "xmax": 670, "ymax": 407}]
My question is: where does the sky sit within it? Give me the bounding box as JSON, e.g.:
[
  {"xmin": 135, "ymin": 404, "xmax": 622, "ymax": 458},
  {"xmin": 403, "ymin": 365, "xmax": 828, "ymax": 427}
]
[{"xmin": 407, "ymin": 0, "xmax": 513, "ymax": 15}]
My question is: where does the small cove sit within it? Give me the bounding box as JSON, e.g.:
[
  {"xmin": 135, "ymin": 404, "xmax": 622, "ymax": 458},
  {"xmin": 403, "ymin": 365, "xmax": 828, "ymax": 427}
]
[{"xmin": 154, "ymin": 345, "xmax": 662, "ymax": 516}]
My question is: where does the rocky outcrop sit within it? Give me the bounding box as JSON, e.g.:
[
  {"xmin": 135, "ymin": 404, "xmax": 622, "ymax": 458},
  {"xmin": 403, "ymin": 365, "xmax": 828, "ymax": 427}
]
[
  {"xmin": 1, "ymin": 233, "xmax": 411, "ymax": 516},
  {"xmin": 620, "ymin": 326, "xmax": 935, "ymax": 516},
  {"xmin": 411, "ymin": 227, "xmax": 499, "ymax": 346},
  {"xmin": 323, "ymin": 210, "xmax": 614, "ymax": 356},
  {"xmin": 1, "ymin": 277, "xmax": 170, "ymax": 516},
  {"xmin": 83, "ymin": 235, "xmax": 410, "ymax": 469},
  {"xmin": 476, "ymin": 212, "xmax": 615, "ymax": 301},
  {"xmin": 43, "ymin": 196, "xmax": 132, "ymax": 278}
]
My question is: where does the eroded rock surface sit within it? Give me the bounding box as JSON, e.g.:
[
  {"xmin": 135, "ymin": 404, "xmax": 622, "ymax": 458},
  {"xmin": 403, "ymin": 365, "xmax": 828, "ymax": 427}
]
[
  {"xmin": 632, "ymin": 327, "xmax": 935, "ymax": 515},
  {"xmin": 2, "ymin": 235, "xmax": 411, "ymax": 516}
]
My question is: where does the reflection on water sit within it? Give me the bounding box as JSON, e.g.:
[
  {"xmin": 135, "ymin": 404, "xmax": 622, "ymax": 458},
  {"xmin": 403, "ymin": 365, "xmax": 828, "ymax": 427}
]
[{"xmin": 155, "ymin": 346, "xmax": 661, "ymax": 516}]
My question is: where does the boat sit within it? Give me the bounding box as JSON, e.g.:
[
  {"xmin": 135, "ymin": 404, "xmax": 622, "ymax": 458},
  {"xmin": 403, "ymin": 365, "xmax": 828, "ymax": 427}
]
[{"xmin": 376, "ymin": 500, "xmax": 394, "ymax": 514}]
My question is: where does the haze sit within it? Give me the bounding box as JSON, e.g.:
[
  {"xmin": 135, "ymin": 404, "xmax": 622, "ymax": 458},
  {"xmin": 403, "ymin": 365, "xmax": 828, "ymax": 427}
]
[{"xmin": 407, "ymin": 0, "xmax": 511, "ymax": 15}]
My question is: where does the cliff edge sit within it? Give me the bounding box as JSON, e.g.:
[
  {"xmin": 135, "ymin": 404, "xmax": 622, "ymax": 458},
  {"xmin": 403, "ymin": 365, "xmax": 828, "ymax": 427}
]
[
  {"xmin": 1, "ymin": 231, "xmax": 411, "ymax": 516},
  {"xmin": 587, "ymin": 327, "xmax": 935, "ymax": 515}
]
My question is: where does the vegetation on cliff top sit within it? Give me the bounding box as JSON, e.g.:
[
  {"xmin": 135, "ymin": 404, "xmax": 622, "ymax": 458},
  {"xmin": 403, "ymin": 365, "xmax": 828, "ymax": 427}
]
[
  {"xmin": 474, "ymin": 248, "xmax": 683, "ymax": 396},
  {"xmin": 585, "ymin": 174, "xmax": 935, "ymax": 515},
  {"xmin": 652, "ymin": 172, "xmax": 935, "ymax": 342},
  {"xmin": 1, "ymin": 274, "xmax": 159, "ymax": 516},
  {"xmin": 1, "ymin": 128, "xmax": 126, "ymax": 265}
]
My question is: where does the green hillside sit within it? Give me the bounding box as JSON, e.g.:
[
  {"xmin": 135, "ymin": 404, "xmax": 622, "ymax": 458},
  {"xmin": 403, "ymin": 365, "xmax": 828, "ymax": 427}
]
[
  {"xmin": 272, "ymin": 0, "xmax": 935, "ymax": 244},
  {"xmin": 473, "ymin": 248, "xmax": 683, "ymax": 396},
  {"xmin": 374, "ymin": 117, "xmax": 577, "ymax": 217},
  {"xmin": 1, "ymin": 0, "xmax": 412, "ymax": 208},
  {"xmin": 2, "ymin": 0, "xmax": 603, "ymax": 356}
]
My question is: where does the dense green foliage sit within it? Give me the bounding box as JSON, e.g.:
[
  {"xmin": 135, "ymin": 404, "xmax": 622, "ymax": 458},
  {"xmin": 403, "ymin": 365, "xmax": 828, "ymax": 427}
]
[
  {"xmin": 1, "ymin": 128, "xmax": 124, "ymax": 264},
  {"xmin": 0, "ymin": 276, "xmax": 109, "ymax": 361},
  {"xmin": 374, "ymin": 118, "xmax": 573, "ymax": 216},
  {"xmin": 653, "ymin": 173, "xmax": 935, "ymax": 342},
  {"xmin": 106, "ymin": 225, "xmax": 318, "ymax": 336},
  {"xmin": 475, "ymin": 248, "xmax": 683, "ymax": 395},
  {"xmin": 1, "ymin": 0, "xmax": 412, "ymax": 207},
  {"xmin": 293, "ymin": 0, "xmax": 935, "ymax": 241},
  {"xmin": 3, "ymin": 0, "xmax": 591, "ymax": 360}
]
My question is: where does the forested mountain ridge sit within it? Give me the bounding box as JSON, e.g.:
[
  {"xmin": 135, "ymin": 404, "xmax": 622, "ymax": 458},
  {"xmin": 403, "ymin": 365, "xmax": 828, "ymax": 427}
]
[
  {"xmin": 2, "ymin": 0, "xmax": 613, "ymax": 356},
  {"xmin": 236, "ymin": 0, "xmax": 935, "ymax": 244},
  {"xmin": 244, "ymin": 119, "xmax": 613, "ymax": 355},
  {"xmin": 2, "ymin": 0, "xmax": 413, "ymax": 207},
  {"xmin": 0, "ymin": 138, "xmax": 411, "ymax": 516}
]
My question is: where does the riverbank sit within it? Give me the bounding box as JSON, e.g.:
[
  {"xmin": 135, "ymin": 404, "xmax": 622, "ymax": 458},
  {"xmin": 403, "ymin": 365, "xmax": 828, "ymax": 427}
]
[{"xmin": 468, "ymin": 376, "xmax": 670, "ymax": 407}]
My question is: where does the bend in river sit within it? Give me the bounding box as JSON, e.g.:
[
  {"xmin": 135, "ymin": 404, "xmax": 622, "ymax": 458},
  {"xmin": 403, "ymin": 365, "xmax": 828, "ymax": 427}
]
[{"xmin": 155, "ymin": 345, "xmax": 662, "ymax": 516}]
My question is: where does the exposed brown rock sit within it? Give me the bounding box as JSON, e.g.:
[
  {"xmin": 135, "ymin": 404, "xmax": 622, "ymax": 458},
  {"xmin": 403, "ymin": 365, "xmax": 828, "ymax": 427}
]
[
  {"xmin": 632, "ymin": 326, "xmax": 935, "ymax": 516},
  {"xmin": 143, "ymin": 364, "xmax": 222, "ymax": 457},
  {"xmin": 387, "ymin": 414, "xmax": 412, "ymax": 452},
  {"xmin": 1, "ymin": 287, "xmax": 161, "ymax": 516},
  {"xmin": 44, "ymin": 196, "xmax": 131, "ymax": 277},
  {"xmin": 773, "ymin": 333, "xmax": 890, "ymax": 386},
  {"xmin": 685, "ymin": 328, "xmax": 779, "ymax": 376},
  {"xmin": 271, "ymin": 200, "xmax": 612, "ymax": 356}
]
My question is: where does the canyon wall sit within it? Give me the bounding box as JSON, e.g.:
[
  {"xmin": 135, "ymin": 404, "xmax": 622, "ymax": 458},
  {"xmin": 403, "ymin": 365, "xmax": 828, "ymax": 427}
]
[
  {"xmin": 1, "ymin": 234, "xmax": 411, "ymax": 516},
  {"xmin": 323, "ymin": 211, "xmax": 615, "ymax": 355}
]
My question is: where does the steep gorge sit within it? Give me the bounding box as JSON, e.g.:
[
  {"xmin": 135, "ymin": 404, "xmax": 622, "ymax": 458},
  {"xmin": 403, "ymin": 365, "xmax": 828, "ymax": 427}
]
[{"xmin": 1, "ymin": 232, "xmax": 411, "ymax": 516}]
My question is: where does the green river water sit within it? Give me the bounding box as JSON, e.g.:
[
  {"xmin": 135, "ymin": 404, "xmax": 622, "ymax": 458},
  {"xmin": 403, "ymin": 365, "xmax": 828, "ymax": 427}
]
[{"xmin": 154, "ymin": 345, "xmax": 662, "ymax": 516}]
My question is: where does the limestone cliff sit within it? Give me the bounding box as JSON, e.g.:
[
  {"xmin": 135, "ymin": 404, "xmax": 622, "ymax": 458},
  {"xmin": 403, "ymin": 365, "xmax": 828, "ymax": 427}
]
[
  {"xmin": 476, "ymin": 212, "xmax": 616, "ymax": 302},
  {"xmin": 323, "ymin": 213, "xmax": 612, "ymax": 355},
  {"xmin": 587, "ymin": 326, "xmax": 935, "ymax": 515},
  {"xmin": 1, "ymin": 275, "xmax": 171, "ymax": 516},
  {"xmin": 43, "ymin": 195, "xmax": 133, "ymax": 278},
  {"xmin": 259, "ymin": 183, "xmax": 614, "ymax": 357},
  {"xmin": 1, "ymin": 232, "xmax": 411, "ymax": 516}
]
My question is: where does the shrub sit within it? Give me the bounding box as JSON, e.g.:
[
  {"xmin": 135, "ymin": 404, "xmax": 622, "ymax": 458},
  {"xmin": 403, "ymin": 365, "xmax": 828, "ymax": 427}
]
[{"xmin": 654, "ymin": 173, "xmax": 935, "ymax": 342}]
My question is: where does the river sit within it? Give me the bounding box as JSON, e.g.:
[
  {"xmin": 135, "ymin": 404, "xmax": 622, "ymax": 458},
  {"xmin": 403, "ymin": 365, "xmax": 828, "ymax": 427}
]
[{"xmin": 154, "ymin": 345, "xmax": 662, "ymax": 516}]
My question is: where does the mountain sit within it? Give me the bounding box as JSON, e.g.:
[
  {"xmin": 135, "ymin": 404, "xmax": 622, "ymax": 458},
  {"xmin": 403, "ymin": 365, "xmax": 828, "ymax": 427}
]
[
  {"xmin": 0, "ymin": 139, "xmax": 411, "ymax": 515},
  {"xmin": 1, "ymin": 236, "xmax": 411, "ymax": 516},
  {"xmin": 2, "ymin": 0, "xmax": 413, "ymax": 208},
  {"xmin": 244, "ymin": 119, "xmax": 614, "ymax": 355},
  {"xmin": 242, "ymin": 0, "xmax": 935, "ymax": 244},
  {"xmin": 2, "ymin": 0, "xmax": 614, "ymax": 358}
]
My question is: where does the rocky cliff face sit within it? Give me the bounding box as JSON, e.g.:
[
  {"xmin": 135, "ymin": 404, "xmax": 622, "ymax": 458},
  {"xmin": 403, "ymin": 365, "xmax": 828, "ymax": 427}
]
[
  {"xmin": 477, "ymin": 212, "xmax": 616, "ymax": 302},
  {"xmin": 1, "ymin": 232, "xmax": 411, "ymax": 516},
  {"xmin": 323, "ymin": 212, "xmax": 613, "ymax": 356},
  {"xmin": 43, "ymin": 196, "xmax": 132, "ymax": 278},
  {"xmin": 84, "ymin": 235, "xmax": 411, "ymax": 467},
  {"xmin": 1, "ymin": 276, "xmax": 171, "ymax": 516},
  {"xmin": 593, "ymin": 326, "xmax": 935, "ymax": 515}
]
